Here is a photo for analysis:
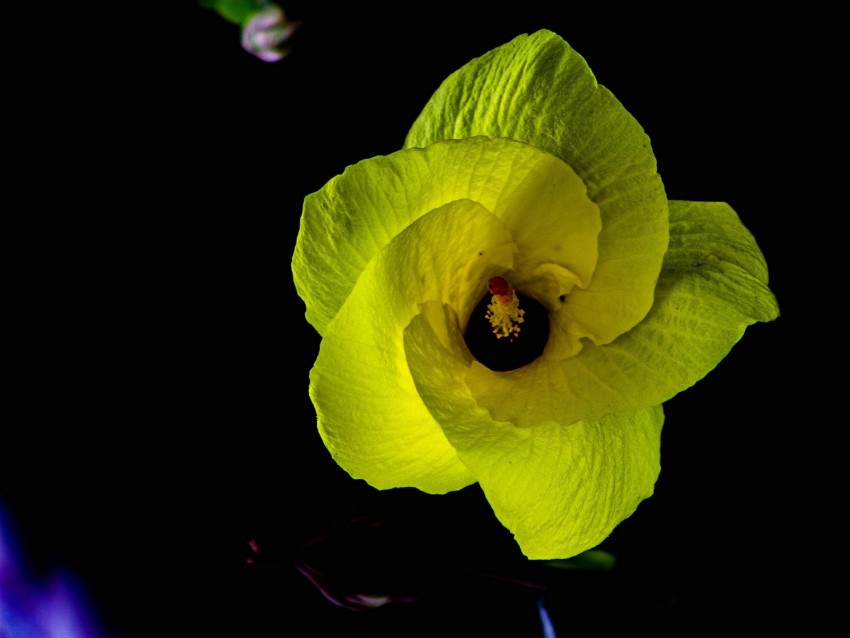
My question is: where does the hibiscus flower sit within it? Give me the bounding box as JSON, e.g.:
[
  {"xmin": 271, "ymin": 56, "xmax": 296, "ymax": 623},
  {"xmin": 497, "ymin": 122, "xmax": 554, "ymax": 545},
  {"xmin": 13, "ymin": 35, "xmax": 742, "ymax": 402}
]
[{"xmin": 291, "ymin": 30, "xmax": 779, "ymax": 559}]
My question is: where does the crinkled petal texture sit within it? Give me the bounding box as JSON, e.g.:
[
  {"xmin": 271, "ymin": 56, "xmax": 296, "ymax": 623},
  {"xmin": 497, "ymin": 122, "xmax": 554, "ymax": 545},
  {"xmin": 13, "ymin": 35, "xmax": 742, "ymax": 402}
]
[
  {"xmin": 406, "ymin": 29, "xmax": 669, "ymax": 350},
  {"xmin": 401, "ymin": 197, "xmax": 778, "ymax": 557},
  {"xmin": 467, "ymin": 200, "xmax": 780, "ymax": 428},
  {"xmin": 301, "ymin": 137, "xmax": 607, "ymax": 494},
  {"xmin": 404, "ymin": 304, "xmax": 664, "ymax": 558},
  {"xmin": 293, "ymin": 30, "xmax": 780, "ymax": 558},
  {"xmin": 293, "ymin": 135, "xmax": 614, "ymax": 343}
]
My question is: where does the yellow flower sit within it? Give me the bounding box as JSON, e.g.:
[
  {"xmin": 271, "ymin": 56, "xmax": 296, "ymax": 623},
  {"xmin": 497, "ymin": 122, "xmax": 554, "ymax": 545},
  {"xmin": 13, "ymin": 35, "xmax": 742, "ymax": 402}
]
[{"xmin": 291, "ymin": 31, "xmax": 779, "ymax": 559}]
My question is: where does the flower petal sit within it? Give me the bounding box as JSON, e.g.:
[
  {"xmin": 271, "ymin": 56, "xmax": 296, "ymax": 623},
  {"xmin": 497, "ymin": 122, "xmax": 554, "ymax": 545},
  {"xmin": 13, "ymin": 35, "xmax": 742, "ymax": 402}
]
[
  {"xmin": 404, "ymin": 307, "xmax": 663, "ymax": 558},
  {"xmin": 311, "ymin": 198, "xmax": 515, "ymax": 493},
  {"xmin": 465, "ymin": 200, "xmax": 779, "ymax": 426},
  {"xmin": 405, "ymin": 30, "xmax": 668, "ymax": 349},
  {"xmin": 474, "ymin": 408, "xmax": 664, "ymax": 560},
  {"xmin": 294, "ymin": 136, "xmax": 601, "ymax": 340}
]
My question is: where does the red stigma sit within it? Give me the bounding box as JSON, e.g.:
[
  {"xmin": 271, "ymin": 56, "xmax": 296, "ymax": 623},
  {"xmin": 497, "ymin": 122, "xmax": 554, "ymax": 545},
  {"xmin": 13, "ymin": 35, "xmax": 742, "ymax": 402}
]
[{"xmin": 488, "ymin": 276, "xmax": 510, "ymax": 297}]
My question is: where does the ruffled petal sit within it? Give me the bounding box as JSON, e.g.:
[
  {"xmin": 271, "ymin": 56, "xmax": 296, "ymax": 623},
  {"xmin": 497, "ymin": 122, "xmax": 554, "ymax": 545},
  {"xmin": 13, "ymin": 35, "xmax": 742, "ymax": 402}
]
[
  {"xmin": 311, "ymin": 198, "xmax": 515, "ymax": 493},
  {"xmin": 465, "ymin": 200, "xmax": 779, "ymax": 426},
  {"xmin": 294, "ymin": 135, "xmax": 603, "ymax": 342},
  {"xmin": 404, "ymin": 306, "xmax": 663, "ymax": 558},
  {"xmin": 405, "ymin": 30, "xmax": 668, "ymax": 348}
]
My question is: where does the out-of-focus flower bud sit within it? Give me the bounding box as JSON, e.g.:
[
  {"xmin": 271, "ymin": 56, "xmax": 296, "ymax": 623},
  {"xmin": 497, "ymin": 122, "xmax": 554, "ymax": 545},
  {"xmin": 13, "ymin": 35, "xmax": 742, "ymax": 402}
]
[{"xmin": 241, "ymin": 4, "xmax": 298, "ymax": 62}]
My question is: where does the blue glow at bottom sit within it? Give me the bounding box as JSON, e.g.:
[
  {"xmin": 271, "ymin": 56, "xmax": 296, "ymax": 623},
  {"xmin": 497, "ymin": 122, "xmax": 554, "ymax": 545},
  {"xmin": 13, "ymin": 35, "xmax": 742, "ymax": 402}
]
[
  {"xmin": 1, "ymin": 501, "xmax": 110, "ymax": 638},
  {"xmin": 537, "ymin": 595, "xmax": 557, "ymax": 638}
]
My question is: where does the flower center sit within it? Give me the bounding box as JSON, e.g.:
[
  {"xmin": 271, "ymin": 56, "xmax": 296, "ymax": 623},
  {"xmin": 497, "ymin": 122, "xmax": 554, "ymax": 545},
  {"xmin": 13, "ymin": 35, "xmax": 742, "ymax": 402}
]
[
  {"xmin": 464, "ymin": 276, "xmax": 549, "ymax": 372},
  {"xmin": 485, "ymin": 276, "xmax": 525, "ymax": 340}
]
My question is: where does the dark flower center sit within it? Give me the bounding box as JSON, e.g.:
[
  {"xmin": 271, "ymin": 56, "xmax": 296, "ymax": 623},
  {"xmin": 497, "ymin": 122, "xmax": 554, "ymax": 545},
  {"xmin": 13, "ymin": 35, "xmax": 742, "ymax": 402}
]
[{"xmin": 464, "ymin": 290, "xmax": 549, "ymax": 372}]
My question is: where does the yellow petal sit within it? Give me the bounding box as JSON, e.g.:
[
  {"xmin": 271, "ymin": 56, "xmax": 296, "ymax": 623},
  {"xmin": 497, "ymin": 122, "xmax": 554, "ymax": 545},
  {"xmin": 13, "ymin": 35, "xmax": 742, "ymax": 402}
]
[
  {"xmin": 404, "ymin": 305, "xmax": 663, "ymax": 558},
  {"xmin": 311, "ymin": 198, "xmax": 514, "ymax": 493}
]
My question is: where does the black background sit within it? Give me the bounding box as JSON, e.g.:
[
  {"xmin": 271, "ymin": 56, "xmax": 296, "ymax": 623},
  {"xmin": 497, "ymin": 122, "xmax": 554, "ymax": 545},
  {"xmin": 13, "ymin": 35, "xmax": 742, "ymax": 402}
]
[{"xmin": 3, "ymin": 2, "xmax": 832, "ymax": 636}]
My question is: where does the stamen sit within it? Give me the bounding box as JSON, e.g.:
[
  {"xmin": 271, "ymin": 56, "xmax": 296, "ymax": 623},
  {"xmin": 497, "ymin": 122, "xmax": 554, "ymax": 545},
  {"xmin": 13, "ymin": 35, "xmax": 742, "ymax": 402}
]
[{"xmin": 486, "ymin": 276, "xmax": 524, "ymax": 340}]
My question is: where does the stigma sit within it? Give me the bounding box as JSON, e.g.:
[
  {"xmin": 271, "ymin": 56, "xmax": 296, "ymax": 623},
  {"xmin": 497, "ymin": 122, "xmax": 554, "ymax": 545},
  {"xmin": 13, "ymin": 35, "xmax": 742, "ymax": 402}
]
[{"xmin": 486, "ymin": 276, "xmax": 524, "ymax": 340}]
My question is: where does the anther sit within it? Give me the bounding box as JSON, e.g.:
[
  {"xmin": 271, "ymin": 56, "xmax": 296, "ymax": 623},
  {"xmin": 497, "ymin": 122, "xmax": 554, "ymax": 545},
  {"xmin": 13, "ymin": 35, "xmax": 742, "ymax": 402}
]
[{"xmin": 485, "ymin": 276, "xmax": 524, "ymax": 340}]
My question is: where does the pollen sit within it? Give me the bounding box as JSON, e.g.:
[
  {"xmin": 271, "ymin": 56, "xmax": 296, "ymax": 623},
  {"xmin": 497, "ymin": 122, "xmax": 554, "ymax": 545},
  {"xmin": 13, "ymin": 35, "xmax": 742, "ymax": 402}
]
[{"xmin": 486, "ymin": 276, "xmax": 524, "ymax": 340}]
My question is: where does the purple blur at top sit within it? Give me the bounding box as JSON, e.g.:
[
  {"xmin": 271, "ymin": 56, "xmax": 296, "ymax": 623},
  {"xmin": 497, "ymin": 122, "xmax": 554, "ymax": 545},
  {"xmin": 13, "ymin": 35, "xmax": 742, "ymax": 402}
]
[{"xmin": 241, "ymin": 5, "xmax": 299, "ymax": 63}]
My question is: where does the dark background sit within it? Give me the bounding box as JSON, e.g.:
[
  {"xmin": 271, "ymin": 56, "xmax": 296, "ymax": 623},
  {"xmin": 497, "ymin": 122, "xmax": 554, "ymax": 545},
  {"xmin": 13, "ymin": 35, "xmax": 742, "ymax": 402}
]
[{"xmin": 3, "ymin": 2, "xmax": 831, "ymax": 636}]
